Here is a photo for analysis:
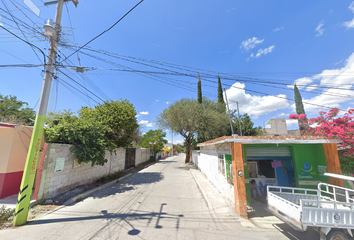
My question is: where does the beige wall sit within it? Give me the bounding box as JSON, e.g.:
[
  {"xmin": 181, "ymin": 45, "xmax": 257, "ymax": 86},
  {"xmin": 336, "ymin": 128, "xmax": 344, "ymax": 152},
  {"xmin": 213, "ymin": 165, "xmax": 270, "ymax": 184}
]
[
  {"xmin": 135, "ymin": 148, "xmax": 150, "ymax": 166},
  {"xmin": 37, "ymin": 144, "xmax": 127, "ymax": 200},
  {"xmin": 7, "ymin": 126, "xmax": 32, "ymax": 173},
  {"xmin": 0, "ymin": 128, "xmax": 15, "ymax": 173}
]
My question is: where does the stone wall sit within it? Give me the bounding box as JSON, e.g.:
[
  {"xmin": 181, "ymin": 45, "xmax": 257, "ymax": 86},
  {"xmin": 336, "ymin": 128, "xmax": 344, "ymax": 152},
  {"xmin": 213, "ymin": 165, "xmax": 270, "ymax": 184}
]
[
  {"xmin": 37, "ymin": 143, "xmax": 126, "ymax": 200},
  {"xmin": 135, "ymin": 148, "xmax": 150, "ymax": 166}
]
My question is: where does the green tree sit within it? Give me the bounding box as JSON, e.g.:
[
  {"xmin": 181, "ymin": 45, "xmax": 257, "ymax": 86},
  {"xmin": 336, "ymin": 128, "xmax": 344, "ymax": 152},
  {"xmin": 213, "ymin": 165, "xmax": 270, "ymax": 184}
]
[
  {"xmin": 157, "ymin": 98, "xmax": 229, "ymax": 163},
  {"xmin": 217, "ymin": 75, "xmax": 226, "ymax": 113},
  {"xmin": 294, "ymin": 84, "xmax": 308, "ymax": 133},
  {"xmin": 45, "ymin": 111, "xmax": 115, "ymax": 166},
  {"xmin": 141, "ymin": 129, "xmax": 167, "ymax": 160},
  {"xmin": 81, "ymin": 99, "xmax": 139, "ymax": 149},
  {"xmin": 197, "ymin": 73, "xmax": 202, "ymax": 104},
  {"xmin": 45, "ymin": 100, "xmax": 139, "ymax": 166},
  {"xmin": 231, "ymin": 112, "xmax": 264, "ymax": 136},
  {"xmin": 0, "ymin": 94, "xmax": 35, "ymax": 125}
]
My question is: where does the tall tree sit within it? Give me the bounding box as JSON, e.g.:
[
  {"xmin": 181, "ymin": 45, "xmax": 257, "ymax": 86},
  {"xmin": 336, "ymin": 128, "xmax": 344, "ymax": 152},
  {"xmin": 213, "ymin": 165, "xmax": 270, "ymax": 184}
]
[
  {"xmin": 0, "ymin": 94, "xmax": 35, "ymax": 125},
  {"xmin": 197, "ymin": 73, "xmax": 202, "ymax": 104},
  {"xmin": 217, "ymin": 75, "xmax": 226, "ymax": 113},
  {"xmin": 294, "ymin": 84, "xmax": 307, "ymax": 132},
  {"xmin": 141, "ymin": 129, "xmax": 167, "ymax": 161},
  {"xmin": 217, "ymin": 75, "xmax": 225, "ymax": 104},
  {"xmin": 157, "ymin": 98, "xmax": 229, "ymax": 163}
]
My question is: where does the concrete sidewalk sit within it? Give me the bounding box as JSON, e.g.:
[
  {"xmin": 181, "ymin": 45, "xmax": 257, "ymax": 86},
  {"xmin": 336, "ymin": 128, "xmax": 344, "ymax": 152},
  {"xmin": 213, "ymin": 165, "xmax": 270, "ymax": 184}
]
[{"xmin": 189, "ymin": 163, "xmax": 320, "ymax": 240}]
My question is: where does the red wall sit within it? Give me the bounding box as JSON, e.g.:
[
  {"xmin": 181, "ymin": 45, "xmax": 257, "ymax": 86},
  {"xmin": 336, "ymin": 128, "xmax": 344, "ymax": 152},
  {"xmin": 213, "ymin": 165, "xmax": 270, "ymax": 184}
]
[{"xmin": 0, "ymin": 171, "xmax": 23, "ymax": 199}]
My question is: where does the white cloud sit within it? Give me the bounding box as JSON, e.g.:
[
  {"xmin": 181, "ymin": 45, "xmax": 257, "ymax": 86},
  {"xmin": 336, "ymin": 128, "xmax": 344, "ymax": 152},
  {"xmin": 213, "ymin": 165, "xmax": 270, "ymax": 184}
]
[
  {"xmin": 225, "ymin": 82, "xmax": 289, "ymax": 117},
  {"xmin": 139, "ymin": 111, "xmax": 149, "ymax": 115},
  {"xmin": 147, "ymin": 123, "xmax": 154, "ymax": 127},
  {"xmin": 344, "ymin": 18, "xmax": 354, "ymax": 28},
  {"xmin": 344, "ymin": 2, "xmax": 354, "ymax": 28},
  {"xmin": 306, "ymin": 85, "xmax": 318, "ymax": 91},
  {"xmin": 166, "ymin": 102, "xmax": 169, "ymax": 104},
  {"xmin": 136, "ymin": 114, "xmax": 141, "ymax": 117},
  {"xmin": 287, "ymin": 77, "xmax": 313, "ymax": 89},
  {"xmin": 315, "ymin": 20, "xmax": 325, "ymax": 36},
  {"xmin": 286, "ymin": 119, "xmax": 299, "ymax": 127},
  {"xmin": 155, "ymin": 100, "xmax": 159, "ymax": 102},
  {"xmin": 240, "ymin": 37, "xmax": 264, "ymax": 51},
  {"xmin": 139, "ymin": 120, "xmax": 148, "ymax": 125},
  {"xmin": 248, "ymin": 45, "xmax": 275, "ymax": 60},
  {"xmin": 273, "ymin": 27, "xmax": 284, "ymax": 32},
  {"xmin": 349, "ymin": 1, "xmax": 354, "ymax": 12},
  {"xmin": 278, "ymin": 113, "xmax": 289, "ymax": 117}
]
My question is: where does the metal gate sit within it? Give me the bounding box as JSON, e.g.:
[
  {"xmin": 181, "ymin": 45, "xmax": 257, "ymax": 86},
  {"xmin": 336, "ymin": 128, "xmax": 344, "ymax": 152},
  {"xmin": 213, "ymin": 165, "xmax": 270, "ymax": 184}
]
[{"xmin": 125, "ymin": 148, "xmax": 136, "ymax": 169}]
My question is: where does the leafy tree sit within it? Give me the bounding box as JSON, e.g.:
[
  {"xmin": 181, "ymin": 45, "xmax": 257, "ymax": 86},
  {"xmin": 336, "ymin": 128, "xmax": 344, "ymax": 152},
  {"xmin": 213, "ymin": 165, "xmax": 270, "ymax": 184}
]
[
  {"xmin": 197, "ymin": 74, "xmax": 202, "ymax": 104},
  {"xmin": 0, "ymin": 94, "xmax": 35, "ymax": 125},
  {"xmin": 175, "ymin": 143, "xmax": 185, "ymax": 153},
  {"xmin": 157, "ymin": 98, "xmax": 229, "ymax": 163},
  {"xmin": 290, "ymin": 108, "xmax": 354, "ymax": 174},
  {"xmin": 45, "ymin": 100, "xmax": 139, "ymax": 166},
  {"xmin": 141, "ymin": 129, "xmax": 167, "ymax": 160},
  {"xmin": 231, "ymin": 112, "xmax": 264, "ymax": 136},
  {"xmin": 45, "ymin": 111, "xmax": 115, "ymax": 166},
  {"xmin": 294, "ymin": 84, "xmax": 308, "ymax": 133},
  {"xmin": 81, "ymin": 99, "xmax": 139, "ymax": 149}
]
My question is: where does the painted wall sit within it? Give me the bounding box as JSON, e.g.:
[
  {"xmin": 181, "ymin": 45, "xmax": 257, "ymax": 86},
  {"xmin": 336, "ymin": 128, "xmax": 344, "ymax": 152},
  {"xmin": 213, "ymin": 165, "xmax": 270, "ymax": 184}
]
[
  {"xmin": 135, "ymin": 148, "xmax": 150, "ymax": 166},
  {"xmin": 191, "ymin": 150, "xmax": 235, "ymax": 206},
  {"xmin": 0, "ymin": 125, "xmax": 33, "ymax": 199},
  {"xmin": 37, "ymin": 144, "xmax": 126, "ymax": 200},
  {"xmin": 243, "ymin": 143, "xmax": 330, "ymax": 194}
]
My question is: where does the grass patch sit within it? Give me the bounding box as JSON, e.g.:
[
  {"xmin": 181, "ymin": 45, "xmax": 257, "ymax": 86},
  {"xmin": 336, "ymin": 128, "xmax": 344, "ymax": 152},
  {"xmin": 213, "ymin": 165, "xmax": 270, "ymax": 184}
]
[{"xmin": 0, "ymin": 205, "xmax": 14, "ymax": 227}]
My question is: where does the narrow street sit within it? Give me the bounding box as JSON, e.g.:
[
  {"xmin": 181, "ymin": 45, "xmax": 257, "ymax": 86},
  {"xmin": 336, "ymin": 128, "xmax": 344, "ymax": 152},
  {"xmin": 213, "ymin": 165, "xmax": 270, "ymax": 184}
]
[{"xmin": 1, "ymin": 154, "xmax": 298, "ymax": 240}]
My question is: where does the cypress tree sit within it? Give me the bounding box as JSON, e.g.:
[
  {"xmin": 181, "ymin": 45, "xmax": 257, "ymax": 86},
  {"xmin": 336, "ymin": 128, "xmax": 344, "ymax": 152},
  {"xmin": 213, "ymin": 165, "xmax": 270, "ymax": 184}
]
[
  {"xmin": 197, "ymin": 73, "xmax": 202, "ymax": 104},
  {"xmin": 294, "ymin": 84, "xmax": 308, "ymax": 133},
  {"xmin": 217, "ymin": 75, "xmax": 225, "ymax": 104}
]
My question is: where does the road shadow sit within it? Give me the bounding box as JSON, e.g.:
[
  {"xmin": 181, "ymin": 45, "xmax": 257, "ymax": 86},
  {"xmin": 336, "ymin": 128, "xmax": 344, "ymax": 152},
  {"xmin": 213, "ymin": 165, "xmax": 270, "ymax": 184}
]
[
  {"xmin": 27, "ymin": 203, "xmax": 183, "ymax": 237},
  {"xmin": 249, "ymin": 200, "xmax": 319, "ymax": 240},
  {"xmin": 87, "ymin": 172, "xmax": 164, "ymax": 200}
]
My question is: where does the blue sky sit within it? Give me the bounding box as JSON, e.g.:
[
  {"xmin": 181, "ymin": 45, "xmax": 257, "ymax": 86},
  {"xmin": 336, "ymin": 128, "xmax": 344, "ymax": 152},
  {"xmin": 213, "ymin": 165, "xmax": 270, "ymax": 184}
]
[{"xmin": 1, "ymin": 0, "xmax": 354, "ymax": 144}]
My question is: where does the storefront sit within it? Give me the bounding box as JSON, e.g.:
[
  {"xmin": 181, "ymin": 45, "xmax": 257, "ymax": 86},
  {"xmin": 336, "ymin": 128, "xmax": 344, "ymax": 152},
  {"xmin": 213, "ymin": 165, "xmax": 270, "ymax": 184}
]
[{"xmin": 196, "ymin": 135, "xmax": 343, "ymax": 218}]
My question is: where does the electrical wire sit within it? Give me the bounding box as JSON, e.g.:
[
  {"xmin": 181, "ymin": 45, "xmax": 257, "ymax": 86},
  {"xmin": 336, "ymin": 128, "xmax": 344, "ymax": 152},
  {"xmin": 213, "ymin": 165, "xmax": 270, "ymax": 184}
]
[{"xmin": 60, "ymin": 0, "xmax": 145, "ymax": 63}]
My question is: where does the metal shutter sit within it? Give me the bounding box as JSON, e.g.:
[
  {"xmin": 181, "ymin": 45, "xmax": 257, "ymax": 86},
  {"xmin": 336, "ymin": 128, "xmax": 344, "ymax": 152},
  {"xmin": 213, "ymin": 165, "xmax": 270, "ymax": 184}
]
[{"xmin": 246, "ymin": 146, "xmax": 291, "ymax": 157}]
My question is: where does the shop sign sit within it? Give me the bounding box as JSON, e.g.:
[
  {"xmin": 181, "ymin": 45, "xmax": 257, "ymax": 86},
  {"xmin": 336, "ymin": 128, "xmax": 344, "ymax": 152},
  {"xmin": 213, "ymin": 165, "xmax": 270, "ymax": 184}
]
[{"xmin": 298, "ymin": 161, "xmax": 316, "ymax": 179}]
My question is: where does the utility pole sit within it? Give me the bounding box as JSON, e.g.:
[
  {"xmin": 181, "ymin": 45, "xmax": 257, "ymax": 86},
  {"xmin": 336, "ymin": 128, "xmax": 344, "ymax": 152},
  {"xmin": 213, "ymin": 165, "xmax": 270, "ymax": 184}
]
[
  {"xmin": 229, "ymin": 99, "xmax": 243, "ymax": 136},
  {"xmin": 224, "ymin": 87, "xmax": 234, "ymax": 136},
  {"xmin": 13, "ymin": 0, "xmax": 78, "ymax": 226},
  {"xmin": 236, "ymin": 101, "xmax": 242, "ymax": 136}
]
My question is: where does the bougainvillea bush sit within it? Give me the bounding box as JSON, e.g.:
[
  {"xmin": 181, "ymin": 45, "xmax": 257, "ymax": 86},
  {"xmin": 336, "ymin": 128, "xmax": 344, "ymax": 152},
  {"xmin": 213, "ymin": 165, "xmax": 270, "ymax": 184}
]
[{"xmin": 290, "ymin": 108, "xmax": 354, "ymax": 174}]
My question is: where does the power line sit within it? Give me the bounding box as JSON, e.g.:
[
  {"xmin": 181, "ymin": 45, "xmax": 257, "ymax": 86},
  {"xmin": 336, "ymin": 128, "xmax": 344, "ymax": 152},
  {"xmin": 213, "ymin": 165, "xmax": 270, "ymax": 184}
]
[{"xmin": 60, "ymin": 0, "xmax": 145, "ymax": 63}]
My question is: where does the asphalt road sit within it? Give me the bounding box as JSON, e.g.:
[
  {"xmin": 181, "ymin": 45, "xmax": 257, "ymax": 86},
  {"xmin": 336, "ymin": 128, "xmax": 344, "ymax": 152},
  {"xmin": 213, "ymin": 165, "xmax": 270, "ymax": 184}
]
[{"xmin": 0, "ymin": 154, "xmax": 319, "ymax": 240}]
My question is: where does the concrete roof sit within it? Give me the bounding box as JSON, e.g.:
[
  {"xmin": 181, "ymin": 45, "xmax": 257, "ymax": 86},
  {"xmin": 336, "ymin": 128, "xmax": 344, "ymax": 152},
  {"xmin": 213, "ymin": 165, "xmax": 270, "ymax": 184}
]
[{"xmin": 197, "ymin": 135, "xmax": 341, "ymax": 147}]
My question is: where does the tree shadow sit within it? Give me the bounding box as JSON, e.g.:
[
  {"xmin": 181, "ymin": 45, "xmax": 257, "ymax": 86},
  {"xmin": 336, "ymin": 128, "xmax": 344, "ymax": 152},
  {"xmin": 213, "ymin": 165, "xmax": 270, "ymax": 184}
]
[{"xmin": 89, "ymin": 172, "xmax": 164, "ymax": 199}]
